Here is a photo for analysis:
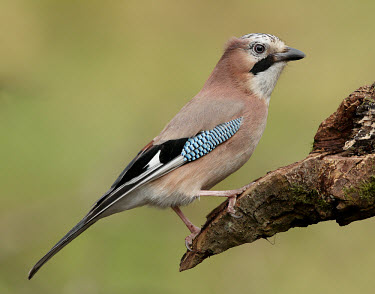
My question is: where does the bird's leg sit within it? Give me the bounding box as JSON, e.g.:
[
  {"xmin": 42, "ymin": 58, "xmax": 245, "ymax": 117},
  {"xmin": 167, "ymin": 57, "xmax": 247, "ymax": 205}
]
[
  {"xmin": 172, "ymin": 206, "xmax": 201, "ymax": 251},
  {"xmin": 199, "ymin": 182, "xmax": 254, "ymax": 217}
]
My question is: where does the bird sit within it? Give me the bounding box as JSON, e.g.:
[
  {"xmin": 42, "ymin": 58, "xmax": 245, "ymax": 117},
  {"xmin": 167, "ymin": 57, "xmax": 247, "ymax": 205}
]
[{"xmin": 28, "ymin": 33, "xmax": 305, "ymax": 279}]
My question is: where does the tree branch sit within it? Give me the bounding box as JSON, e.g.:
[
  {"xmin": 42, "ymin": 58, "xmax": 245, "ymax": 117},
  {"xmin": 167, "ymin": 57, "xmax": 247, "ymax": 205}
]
[{"xmin": 180, "ymin": 83, "xmax": 375, "ymax": 271}]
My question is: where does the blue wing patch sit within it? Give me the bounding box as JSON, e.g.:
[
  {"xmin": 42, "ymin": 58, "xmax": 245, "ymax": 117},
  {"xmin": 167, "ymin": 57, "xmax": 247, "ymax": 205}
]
[{"xmin": 181, "ymin": 117, "xmax": 243, "ymax": 162}]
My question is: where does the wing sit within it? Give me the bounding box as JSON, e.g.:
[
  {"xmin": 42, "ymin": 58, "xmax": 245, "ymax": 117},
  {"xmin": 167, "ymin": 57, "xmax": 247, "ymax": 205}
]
[
  {"xmin": 88, "ymin": 116, "xmax": 244, "ymax": 217},
  {"xmin": 28, "ymin": 117, "xmax": 243, "ymax": 279},
  {"xmin": 87, "ymin": 137, "xmax": 189, "ymax": 217}
]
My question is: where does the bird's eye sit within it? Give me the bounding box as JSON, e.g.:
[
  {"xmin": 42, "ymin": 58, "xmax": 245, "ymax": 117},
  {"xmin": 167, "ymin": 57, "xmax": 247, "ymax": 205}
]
[{"xmin": 254, "ymin": 44, "xmax": 266, "ymax": 54}]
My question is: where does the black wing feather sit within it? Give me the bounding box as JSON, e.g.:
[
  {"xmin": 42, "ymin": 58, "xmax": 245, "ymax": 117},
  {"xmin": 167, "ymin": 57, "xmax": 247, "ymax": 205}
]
[{"xmin": 91, "ymin": 138, "xmax": 188, "ymax": 212}]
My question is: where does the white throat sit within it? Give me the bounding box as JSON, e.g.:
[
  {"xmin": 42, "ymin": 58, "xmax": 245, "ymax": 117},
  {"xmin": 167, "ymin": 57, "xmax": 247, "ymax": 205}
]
[{"xmin": 250, "ymin": 62, "xmax": 286, "ymax": 104}]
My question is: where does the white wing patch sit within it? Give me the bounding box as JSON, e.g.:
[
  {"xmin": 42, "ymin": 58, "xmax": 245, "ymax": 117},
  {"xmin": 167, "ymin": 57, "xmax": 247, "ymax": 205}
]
[
  {"xmin": 126, "ymin": 150, "xmax": 163, "ymax": 185},
  {"xmin": 85, "ymin": 156, "xmax": 185, "ymax": 225},
  {"xmin": 146, "ymin": 150, "xmax": 161, "ymax": 168}
]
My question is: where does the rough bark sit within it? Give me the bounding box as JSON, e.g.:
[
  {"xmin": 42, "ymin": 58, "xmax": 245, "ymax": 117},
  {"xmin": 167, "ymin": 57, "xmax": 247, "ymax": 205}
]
[{"xmin": 180, "ymin": 83, "xmax": 375, "ymax": 272}]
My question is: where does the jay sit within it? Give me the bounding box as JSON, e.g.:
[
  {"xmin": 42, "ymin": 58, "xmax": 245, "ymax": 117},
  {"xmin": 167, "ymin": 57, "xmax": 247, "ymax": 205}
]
[{"xmin": 28, "ymin": 33, "xmax": 305, "ymax": 279}]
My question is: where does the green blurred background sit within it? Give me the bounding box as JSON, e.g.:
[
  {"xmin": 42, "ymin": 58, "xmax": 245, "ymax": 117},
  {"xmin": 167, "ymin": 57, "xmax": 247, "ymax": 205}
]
[{"xmin": 1, "ymin": 0, "xmax": 375, "ymax": 293}]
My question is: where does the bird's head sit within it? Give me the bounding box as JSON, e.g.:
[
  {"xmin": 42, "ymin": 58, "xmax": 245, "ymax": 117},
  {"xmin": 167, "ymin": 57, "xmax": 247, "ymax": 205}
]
[{"xmin": 217, "ymin": 33, "xmax": 305, "ymax": 103}]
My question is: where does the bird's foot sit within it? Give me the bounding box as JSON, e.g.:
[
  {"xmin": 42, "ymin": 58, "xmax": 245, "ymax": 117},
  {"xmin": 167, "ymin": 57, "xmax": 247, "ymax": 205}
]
[
  {"xmin": 172, "ymin": 206, "xmax": 201, "ymax": 251},
  {"xmin": 227, "ymin": 195, "xmax": 242, "ymax": 218},
  {"xmin": 226, "ymin": 183, "xmax": 254, "ymax": 217},
  {"xmin": 185, "ymin": 226, "xmax": 201, "ymax": 251}
]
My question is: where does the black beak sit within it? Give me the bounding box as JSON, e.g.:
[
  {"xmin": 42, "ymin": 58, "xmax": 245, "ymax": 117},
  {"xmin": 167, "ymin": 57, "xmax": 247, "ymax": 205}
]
[{"xmin": 274, "ymin": 47, "xmax": 305, "ymax": 62}]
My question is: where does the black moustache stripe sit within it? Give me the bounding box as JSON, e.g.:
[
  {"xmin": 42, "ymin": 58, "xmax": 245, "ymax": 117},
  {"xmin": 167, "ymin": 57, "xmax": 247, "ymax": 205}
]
[{"xmin": 250, "ymin": 55, "xmax": 275, "ymax": 75}]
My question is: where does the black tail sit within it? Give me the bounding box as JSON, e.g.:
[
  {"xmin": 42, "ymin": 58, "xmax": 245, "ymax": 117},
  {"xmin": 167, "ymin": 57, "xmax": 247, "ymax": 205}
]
[{"xmin": 28, "ymin": 217, "xmax": 96, "ymax": 280}]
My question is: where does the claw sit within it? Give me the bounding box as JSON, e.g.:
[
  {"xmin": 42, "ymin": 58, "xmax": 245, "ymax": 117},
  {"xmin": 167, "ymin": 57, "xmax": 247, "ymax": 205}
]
[
  {"xmin": 172, "ymin": 206, "xmax": 200, "ymax": 252},
  {"xmin": 185, "ymin": 239, "xmax": 193, "ymax": 252},
  {"xmin": 227, "ymin": 205, "xmax": 243, "ymax": 218},
  {"xmin": 184, "ymin": 228, "xmax": 200, "ymax": 252},
  {"xmin": 226, "ymin": 183, "xmax": 254, "ymax": 218},
  {"xmin": 227, "ymin": 195, "xmax": 242, "ymax": 218},
  {"xmin": 229, "ymin": 211, "xmax": 243, "ymax": 218}
]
